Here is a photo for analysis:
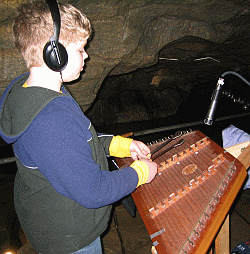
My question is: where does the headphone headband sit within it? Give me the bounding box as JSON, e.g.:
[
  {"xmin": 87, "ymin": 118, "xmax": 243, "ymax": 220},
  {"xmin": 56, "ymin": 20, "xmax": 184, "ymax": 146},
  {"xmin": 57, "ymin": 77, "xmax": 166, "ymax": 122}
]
[{"xmin": 45, "ymin": 0, "xmax": 60, "ymax": 42}]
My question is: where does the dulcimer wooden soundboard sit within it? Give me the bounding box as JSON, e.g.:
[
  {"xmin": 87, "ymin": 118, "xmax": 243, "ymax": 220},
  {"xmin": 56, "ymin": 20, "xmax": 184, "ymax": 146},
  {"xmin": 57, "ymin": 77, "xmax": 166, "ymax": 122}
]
[{"xmin": 115, "ymin": 130, "xmax": 247, "ymax": 254}]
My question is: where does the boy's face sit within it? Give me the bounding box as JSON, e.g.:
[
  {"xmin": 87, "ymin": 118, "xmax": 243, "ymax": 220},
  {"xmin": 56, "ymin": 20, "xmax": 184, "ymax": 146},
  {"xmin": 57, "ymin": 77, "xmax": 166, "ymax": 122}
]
[{"xmin": 61, "ymin": 39, "xmax": 88, "ymax": 82}]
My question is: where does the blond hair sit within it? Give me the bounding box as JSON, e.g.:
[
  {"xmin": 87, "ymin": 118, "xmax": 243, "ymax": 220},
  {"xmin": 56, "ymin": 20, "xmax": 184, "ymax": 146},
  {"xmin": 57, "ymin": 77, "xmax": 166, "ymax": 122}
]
[{"xmin": 13, "ymin": 1, "xmax": 92, "ymax": 69}]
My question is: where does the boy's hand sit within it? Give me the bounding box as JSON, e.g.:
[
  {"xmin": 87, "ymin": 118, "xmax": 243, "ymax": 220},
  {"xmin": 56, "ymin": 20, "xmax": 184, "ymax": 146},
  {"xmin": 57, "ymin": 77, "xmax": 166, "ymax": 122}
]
[
  {"xmin": 130, "ymin": 140, "xmax": 151, "ymax": 160},
  {"xmin": 140, "ymin": 158, "xmax": 158, "ymax": 183}
]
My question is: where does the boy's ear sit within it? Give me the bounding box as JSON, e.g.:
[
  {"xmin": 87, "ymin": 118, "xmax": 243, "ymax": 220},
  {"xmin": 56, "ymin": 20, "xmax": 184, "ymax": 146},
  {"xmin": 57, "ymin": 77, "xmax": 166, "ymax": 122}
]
[{"xmin": 43, "ymin": 40, "xmax": 68, "ymax": 72}]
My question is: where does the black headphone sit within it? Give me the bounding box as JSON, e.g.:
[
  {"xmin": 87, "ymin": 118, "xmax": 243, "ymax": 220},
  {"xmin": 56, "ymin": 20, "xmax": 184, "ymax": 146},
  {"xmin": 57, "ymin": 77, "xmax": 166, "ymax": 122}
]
[{"xmin": 43, "ymin": 0, "xmax": 68, "ymax": 72}]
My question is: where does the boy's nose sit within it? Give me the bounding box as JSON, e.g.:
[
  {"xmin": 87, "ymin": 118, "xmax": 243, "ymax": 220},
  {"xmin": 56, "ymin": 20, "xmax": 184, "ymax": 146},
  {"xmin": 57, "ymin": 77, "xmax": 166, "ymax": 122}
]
[{"xmin": 83, "ymin": 52, "xmax": 88, "ymax": 60}]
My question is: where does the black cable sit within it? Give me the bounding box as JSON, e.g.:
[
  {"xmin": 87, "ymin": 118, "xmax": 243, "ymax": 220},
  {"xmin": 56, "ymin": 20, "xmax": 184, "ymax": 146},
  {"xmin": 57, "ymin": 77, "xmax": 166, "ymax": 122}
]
[
  {"xmin": 60, "ymin": 71, "xmax": 64, "ymax": 83},
  {"xmin": 114, "ymin": 208, "xmax": 126, "ymax": 254}
]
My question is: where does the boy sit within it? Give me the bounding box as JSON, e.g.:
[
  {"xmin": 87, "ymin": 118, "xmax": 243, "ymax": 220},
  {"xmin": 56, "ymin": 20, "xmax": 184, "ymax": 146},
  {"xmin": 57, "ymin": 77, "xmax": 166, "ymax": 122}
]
[{"xmin": 0, "ymin": 1, "xmax": 157, "ymax": 254}]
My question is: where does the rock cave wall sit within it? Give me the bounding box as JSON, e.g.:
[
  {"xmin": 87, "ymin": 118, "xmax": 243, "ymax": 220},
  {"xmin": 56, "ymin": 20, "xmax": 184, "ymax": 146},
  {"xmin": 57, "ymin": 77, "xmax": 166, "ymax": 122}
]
[{"xmin": 1, "ymin": 0, "xmax": 250, "ymax": 126}]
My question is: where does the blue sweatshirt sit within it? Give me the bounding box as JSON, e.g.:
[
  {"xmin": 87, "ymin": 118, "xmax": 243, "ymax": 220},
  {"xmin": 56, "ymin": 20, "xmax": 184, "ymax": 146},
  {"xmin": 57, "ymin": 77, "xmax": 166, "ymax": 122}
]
[{"xmin": 0, "ymin": 73, "xmax": 138, "ymax": 253}]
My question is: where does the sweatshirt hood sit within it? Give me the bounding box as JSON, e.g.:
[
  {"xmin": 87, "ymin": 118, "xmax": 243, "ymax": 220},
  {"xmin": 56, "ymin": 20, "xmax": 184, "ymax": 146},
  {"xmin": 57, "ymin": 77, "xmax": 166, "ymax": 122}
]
[{"xmin": 0, "ymin": 73, "xmax": 65, "ymax": 144}]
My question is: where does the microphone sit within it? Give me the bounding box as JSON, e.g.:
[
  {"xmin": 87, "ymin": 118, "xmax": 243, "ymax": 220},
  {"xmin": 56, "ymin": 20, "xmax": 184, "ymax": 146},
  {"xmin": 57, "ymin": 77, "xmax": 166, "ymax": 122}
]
[{"xmin": 204, "ymin": 78, "xmax": 224, "ymax": 125}]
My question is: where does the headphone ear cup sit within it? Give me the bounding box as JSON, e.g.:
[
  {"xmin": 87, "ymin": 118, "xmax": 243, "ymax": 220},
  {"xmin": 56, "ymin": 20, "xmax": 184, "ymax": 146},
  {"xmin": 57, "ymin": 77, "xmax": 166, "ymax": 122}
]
[{"xmin": 43, "ymin": 41, "xmax": 68, "ymax": 72}]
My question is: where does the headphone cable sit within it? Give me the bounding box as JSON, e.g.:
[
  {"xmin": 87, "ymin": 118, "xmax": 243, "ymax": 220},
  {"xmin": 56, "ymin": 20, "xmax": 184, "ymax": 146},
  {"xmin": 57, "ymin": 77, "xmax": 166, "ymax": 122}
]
[{"xmin": 60, "ymin": 71, "xmax": 64, "ymax": 83}]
